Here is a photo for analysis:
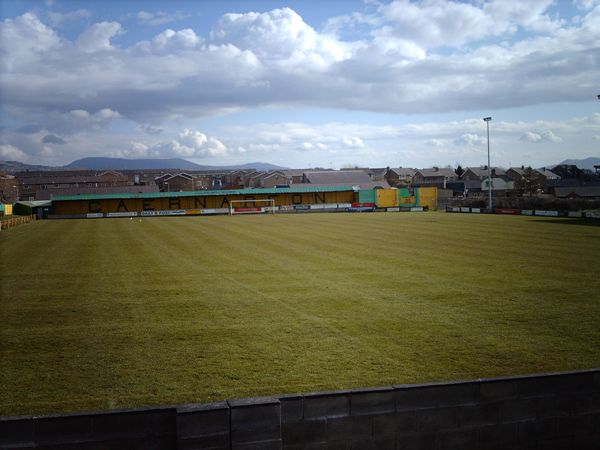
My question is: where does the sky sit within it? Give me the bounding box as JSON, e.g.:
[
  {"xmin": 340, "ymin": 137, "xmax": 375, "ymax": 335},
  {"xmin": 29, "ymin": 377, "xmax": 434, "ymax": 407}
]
[{"xmin": 0, "ymin": 0, "xmax": 599, "ymax": 169}]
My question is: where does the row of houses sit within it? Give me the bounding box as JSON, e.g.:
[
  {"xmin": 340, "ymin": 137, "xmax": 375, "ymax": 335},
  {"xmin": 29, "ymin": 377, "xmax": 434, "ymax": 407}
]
[
  {"xmin": 393, "ymin": 166, "xmax": 560, "ymax": 188},
  {"xmin": 3, "ymin": 164, "xmax": 599, "ymax": 203},
  {"xmin": 414, "ymin": 166, "xmax": 600, "ymax": 200}
]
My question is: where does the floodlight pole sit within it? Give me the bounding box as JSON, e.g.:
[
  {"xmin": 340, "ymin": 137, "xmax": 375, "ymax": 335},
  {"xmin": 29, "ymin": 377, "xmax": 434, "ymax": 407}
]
[{"xmin": 483, "ymin": 117, "xmax": 492, "ymax": 210}]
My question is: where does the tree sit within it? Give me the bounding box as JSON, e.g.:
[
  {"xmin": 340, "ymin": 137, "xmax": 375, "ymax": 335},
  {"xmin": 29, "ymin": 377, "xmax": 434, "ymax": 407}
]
[
  {"xmin": 455, "ymin": 164, "xmax": 464, "ymax": 178},
  {"xmin": 552, "ymin": 164, "xmax": 600, "ymax": 182},
  {"xmin": 551, "ymin": 164, "xmax": 582, "ymax": 180},
  {"xmin": 0, "ymin": 176, "xmax": 18, "ymax": 203},
  {"xmin": 515, "ymin": 167, "xmax": 543, "ymax": 197}
]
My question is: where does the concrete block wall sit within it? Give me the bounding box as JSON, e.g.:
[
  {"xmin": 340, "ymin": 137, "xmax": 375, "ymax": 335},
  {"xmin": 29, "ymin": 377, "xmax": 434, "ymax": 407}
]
[
  {"xmin": 280, "ymin": 370, "xmax": 600, "ymax": 449},
  {"xmin": 0, "ymin": 407, "xmax": 177, "ymax": 450},
  {"xmin": 1, "ymin": 369, "xmax": 599, "ymax": 450}
]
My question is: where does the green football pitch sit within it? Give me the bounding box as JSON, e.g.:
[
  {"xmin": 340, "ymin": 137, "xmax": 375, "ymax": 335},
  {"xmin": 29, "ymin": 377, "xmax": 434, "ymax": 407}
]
[{"xmin": 1, "ymin": 212, "xmax": 599, "ymax": 415}]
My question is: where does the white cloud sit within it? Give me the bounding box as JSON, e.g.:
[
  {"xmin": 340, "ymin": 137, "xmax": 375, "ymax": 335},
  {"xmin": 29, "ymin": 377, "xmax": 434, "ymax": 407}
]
[
  {"xmin": 0, "ymin": 144, "xmax": 28, "ymax": 161},
  {"xmin": 375, "ymin": 0, "xmax": 562, "ymax": 49},
  {"xmin": 148, "ymin": 129, "xmax": 229, "ymax": 158},
  {"xmin": 150, "ymin": 28, "xmax": 202, "ymax": 50},
  {"xmin": 298, "ymin": 142, "xmax": 315, "ymax": 151},
  {"xmin": 137, "ymin": 124, "xmax": 164, "ymax": 135},
  {"xmin": 520, "ymin": 131, "xmax": 543, "ymax": 142},
  {"xmin": 297, "ymin": 142, "xmax": 328, "ymax": 151},
  {"xmin": 210, "ymin": 8, "xmax": 349, "ymax": 69},
  {"xmin": 342, "ymin": 136, "xmax": 364, "ymax": 148},
  {"xmin": 128, "ymin": 141, "xmax": 150, "ymax": 155},
  {"xmin": 519, "ymin": 130, "xmax": 562, "ymax": 143},
  {"xmin": 377, "ymin": 0, "xmax": 491, "ymax": 48},
  {"xmin": 107, "ymin": 141, "xmax": 160, "ymax": 159},
  {"xmin": 574, "ymin": 0, "xmax": 600, "ymax": 10},
  {"xmin": 178, "ymin": 128, "xmax": 208, "ymax": 149},
  {"xmin": 426, "ymin": 139, "xmax": 446, "ymax": 147},
  {"xmin": 63, "ymin": 109, "xmax": 121, "ymax": 131},
  {"xmin": 137, "ymin": 11, "xmax": 189, "ymax": 26},
  {"xmin": 117, "ymin": 141, "xmax": 159, "ymax": 158},
  {"xmin": 484, "ymin": 0, "xmax": 563, "ymax": 34},
  {"xmin": 540, "ymin": 130, "xmax": 562, "ymax": 142},
  {"xmin": 76, "ymin": 21, "xmax": 123, "ymax": 52},
  {"xmin": 0, "ymin": 12, "xmax": 62, "ymax": 70},
  {"xmin": 47, "ymin": 9, "xmax": 92, "ymax": 27},
  {"xmin": 453, "ymin": 133, "xmax": 487, "ymax": 146}
]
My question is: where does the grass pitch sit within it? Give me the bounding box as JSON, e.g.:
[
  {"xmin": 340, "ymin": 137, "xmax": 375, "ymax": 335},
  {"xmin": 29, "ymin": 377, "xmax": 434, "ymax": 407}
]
[{"xmin": 1, "ymin": 212, "xmax": 599, "ymax": 415}]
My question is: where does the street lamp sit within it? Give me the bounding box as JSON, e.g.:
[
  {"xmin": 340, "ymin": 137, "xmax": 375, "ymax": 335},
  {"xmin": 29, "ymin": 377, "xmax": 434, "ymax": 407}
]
[
  {"xmin": 165, "ymin": 182, "xmax": 169, "ymax": 193},
  {"xmin": 483, "ymin": 117, "xmax": 492, "ymax": 209},
  {"xmin": 12, "ymin": 185, "xmax": 19, "ymax": 201}
]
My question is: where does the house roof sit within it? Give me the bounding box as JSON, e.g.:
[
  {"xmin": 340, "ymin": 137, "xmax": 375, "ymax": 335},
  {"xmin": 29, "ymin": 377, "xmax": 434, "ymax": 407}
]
[
  {"xmin": 463, "ymin": 167, "xmax": 506, "ymax": 177},
  {"xmin": 508, "ymin": 167, "xmax": 526, "ymax": 176},
  {"xmin": 390, "ymin": 167, "xmax": 417, "ymax": 177},
  {"xmin": 36, "ymin": 185, "xmax": 159, "ymax": 200},
  {"xmin": 263, "ymin": 171, "xmax": 286, "ymax": 179},
  {"xmin": 295, "ymin": 181, "xmax": 390, "ymax": 189},
  {"xmin": 15, "ymin": 170, "xmax": 97, "ymax": 178},
  {"xmin": 17, "ymin": 175, "xmax": 124, "ymax": 185},
  {"xmin": 368, "ymin": 168, "xmax": 388, "ymax": 177},
  {"xmin": 164, "ymin": 173, "xmax": 194, "ymax": 182},
  {"xmin": 304, "ymin": 170, "xmax": 373, "ymax": 185},
  {"xmin": 282, "ymin": 170, "xmax": 307, "ymax": 176},
  {"xmin": 536, "ymin": 168, "xmax": 561, "ymax": 179},
  {"xmin": 415, "ymin": 168, "xmax": 457, "ymax": 178},
  {"xmin": 98, "ymin": 170, "xmax": 125, "ymax": 177},
  {"xmin": 508, "ymin": 167, "xmax": 561, "ymax": 180}
]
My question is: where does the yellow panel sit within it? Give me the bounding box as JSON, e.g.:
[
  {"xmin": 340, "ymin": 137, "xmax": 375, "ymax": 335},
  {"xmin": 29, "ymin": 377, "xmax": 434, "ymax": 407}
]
[
  {"xmin": 417, "ymin": 187, "xmax": 438, "ymax": 210},
  {"xmin": 376, "ymin": 189, "xmax": 399, "ymax": 208}
]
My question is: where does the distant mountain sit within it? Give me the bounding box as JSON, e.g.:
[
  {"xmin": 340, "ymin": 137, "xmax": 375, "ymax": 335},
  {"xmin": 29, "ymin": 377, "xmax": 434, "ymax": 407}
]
[
  {"xmin": 556, "ymin": 157, "xmax": 600, "ymax": 171},
  {"xmin": 221, "ymin": 162, "xmax": 289, "ymax": 171},
  {"xmin": 2, "ymin": 157, "xmax": 289, "ymax": 174},
  {"xmin": 65, "ymin": 157, "xmax": 204, "ymax": 170},
  {"xmin": 0, "ymin": 160, "xmax": 57, "ymax": 173},
  {"xmin": 65, "ymin": 157, "xmax": 288, "ymax": 171}
]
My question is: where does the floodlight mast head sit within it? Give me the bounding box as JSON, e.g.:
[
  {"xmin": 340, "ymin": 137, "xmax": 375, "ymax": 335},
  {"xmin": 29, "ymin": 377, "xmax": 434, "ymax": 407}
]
[{"xmin": 483, "ymin": 117, "xmax": 492, "ymax": 122}]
